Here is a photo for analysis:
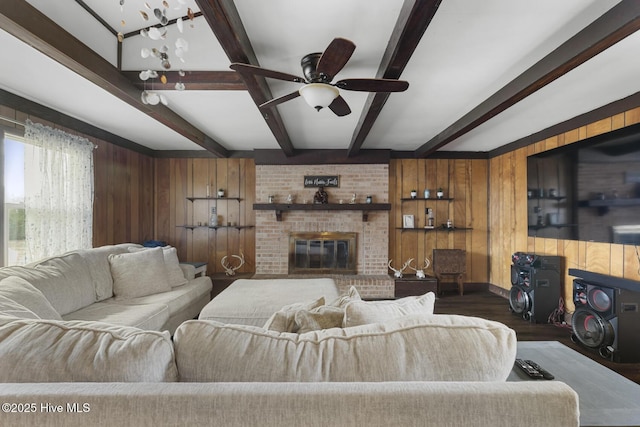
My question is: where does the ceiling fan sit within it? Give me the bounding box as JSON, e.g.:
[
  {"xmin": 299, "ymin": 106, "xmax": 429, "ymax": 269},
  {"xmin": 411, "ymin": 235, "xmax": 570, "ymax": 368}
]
[{"xmin": 230, "ymin": 38, "xmax": 409, "ymax": 117}]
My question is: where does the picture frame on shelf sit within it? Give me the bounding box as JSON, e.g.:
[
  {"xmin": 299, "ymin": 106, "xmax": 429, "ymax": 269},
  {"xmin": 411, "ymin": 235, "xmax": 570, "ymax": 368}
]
[{"xmin": 403, "ymin": 214, "xmax": 415, "ymax": 229}]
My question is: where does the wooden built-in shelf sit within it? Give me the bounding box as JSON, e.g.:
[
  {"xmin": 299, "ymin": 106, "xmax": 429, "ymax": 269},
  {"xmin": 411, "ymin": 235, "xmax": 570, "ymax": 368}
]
[
  {"xmin": 253, "ymin": 203, "xmax": 391, "ymax": 222},
  {"xmin": 401, "ymin": 197, "xmax": 453, "ymax": 201},
  {"xmin": 396, "ymin": 226, "xmax": 472, "ymax": 232},
  {"xmin": 177, "ymin": 225, "xmax": 254, "ymax": 230},
  {"xmin": 186, "ymin": 197, "xmax": 241, "ymax": 202}
]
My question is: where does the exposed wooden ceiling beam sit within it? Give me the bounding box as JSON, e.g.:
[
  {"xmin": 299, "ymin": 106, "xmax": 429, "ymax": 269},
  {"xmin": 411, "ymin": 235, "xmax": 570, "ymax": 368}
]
[
  {"xmin": 347, "ymin": 0, "xmax": 442, "ymax": 157},
  {"xmin": 122, "ymin": 71, "xmax": 246, "ymax": 91},
  {"xmin": 415, "ymin": 0, "xmax": 640, "ymax": 157},
  {"xmin": 196, "ymin": 0, "xmax": 295, "ymax": 156},
  {"xmin": 0, "ymin": 0, "xmax": 229, "ymax": 157}
]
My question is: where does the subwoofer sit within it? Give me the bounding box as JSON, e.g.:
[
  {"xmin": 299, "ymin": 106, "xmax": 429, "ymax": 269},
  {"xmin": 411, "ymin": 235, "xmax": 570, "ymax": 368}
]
[
  {"xmin": 570, "ymin": 273, "xmax": 640, "ymax": 363},
  {"xmin": 509, "ymin": 253, "xmax": 562, "ymax": 323}
]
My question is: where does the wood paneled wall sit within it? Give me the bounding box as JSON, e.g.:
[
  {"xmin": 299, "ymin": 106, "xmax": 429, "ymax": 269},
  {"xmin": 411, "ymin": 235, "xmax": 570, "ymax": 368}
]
[
  {"xmin": 93, "ymin": 140, "xmax": 155, "ymax": 246},
  {"xmin": 489, "ymin": 107, "xmax": 640, "ymax": 312},
  {"xmin": 389, "ymin": 159, "xmax": 489, "ymax": 283},
  {"xmin": 0, "ymin": 105, "xmax": 155, "ymax": 248},
  {"xmin": 154, "ymin": 158, "xmax": 256, "ymax": 275}
]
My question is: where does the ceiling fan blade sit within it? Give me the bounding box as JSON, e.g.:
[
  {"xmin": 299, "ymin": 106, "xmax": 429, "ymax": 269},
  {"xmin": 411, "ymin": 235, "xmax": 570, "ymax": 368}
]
[
  {"xmin": 328, "ymin": 96, "xmax": 351, "ymax": 117},
  {"xmin": 259, "ymin": 91, "xmax": 301, "ymax": 109},
  {"xmin": 335, "ymin": 78, "xmax": 409, "ymax": 92},
  {"xmin": 316, "ymin": 38, "xmax": 356, "ymax": 81},
  {"xmin": 230, "ymin": 63, "xmax": 306, "ymax": 83}
]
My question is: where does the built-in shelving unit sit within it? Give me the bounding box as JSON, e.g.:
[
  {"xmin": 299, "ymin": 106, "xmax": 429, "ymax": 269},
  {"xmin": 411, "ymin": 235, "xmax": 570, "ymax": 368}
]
[
  {"xmin": 178, "ymin": 196, "xmax": 254, "ymax": 231},
  {"xmin": 253, "ymin": 203, "xmax": 391, "ymax": 222}
]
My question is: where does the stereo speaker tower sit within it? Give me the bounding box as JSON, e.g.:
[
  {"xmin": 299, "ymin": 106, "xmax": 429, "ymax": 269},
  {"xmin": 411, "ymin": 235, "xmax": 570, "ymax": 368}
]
[
  {"xmin": 509, "ymin": 252, "xmax": 562, "ymax": 323},
  {"xmin": 570, "ymin": 269, "xmax": 640, "ymax": 363}
]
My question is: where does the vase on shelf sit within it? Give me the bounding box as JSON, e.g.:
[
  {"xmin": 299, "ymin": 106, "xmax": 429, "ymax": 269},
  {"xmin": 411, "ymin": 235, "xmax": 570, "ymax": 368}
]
[
  {"xmin": 436, "ymin": 189, "xmax": 444, "ymax": 199},
  {"xmin": 424, "ymin": 189, "xmax": 430, "ymax": 199},
  {"xmin": 410, "ymin": 190, "xmax": 417, "ymax": 199},
  {"xmin": 209, "ymin": 207, "xmax": 218, "ymax": 227},
  {"xmin": 217, "ymin": 189, "xmax": 225, "ymax": 198}
]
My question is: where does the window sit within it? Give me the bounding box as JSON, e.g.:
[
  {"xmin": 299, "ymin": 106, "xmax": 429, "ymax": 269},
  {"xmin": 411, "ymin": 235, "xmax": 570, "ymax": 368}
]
[
  {"xmin": 3, "ymin": 135, "xmax": 26, "ymax": 266},
  {"xmin": 1, "ymin": 120, "xmax": 94, "ymax": 266}
]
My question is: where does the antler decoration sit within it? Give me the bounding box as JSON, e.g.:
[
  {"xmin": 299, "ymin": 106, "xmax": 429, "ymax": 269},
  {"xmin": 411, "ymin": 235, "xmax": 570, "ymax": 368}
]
[
  {"xmin": 221, "ymin": 251, "xmax": 245, "ymax": 276},
  {"xmin": 388, "ymin": 258, "xmax": 413, "ymax": 278},
  {"xmin": 408, "ymin": 258, "xmax": 431, "ymax": 279}
]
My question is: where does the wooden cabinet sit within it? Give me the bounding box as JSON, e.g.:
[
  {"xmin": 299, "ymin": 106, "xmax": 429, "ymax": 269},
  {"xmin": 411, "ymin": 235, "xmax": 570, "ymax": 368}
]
[{"xmin": 393, "ymin": 275, "xmax": 437, "ymax": 298}]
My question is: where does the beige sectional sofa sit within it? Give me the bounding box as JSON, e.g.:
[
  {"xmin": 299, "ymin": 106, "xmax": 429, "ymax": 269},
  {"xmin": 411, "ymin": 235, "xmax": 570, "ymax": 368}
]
[
  {"xmin": 0, "ymin": 258, "xmax": 579, "ymax": 426},
  {"xmin": 0, "ymin": 243, "xmax": 212, "ymax": 334}
]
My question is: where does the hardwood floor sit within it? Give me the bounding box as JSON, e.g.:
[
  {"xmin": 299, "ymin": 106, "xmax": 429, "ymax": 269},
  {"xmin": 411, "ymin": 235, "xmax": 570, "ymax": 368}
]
[{"xmin": 433, "ymin": 289, "xmax": 640, "ymax": 385}]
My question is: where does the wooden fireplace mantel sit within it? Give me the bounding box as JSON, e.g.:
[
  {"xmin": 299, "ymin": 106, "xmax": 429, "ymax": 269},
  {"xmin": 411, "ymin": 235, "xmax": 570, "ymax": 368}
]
[{"xmin": 253, "ymin": 203, "xmax": 391, "ymax": 222}]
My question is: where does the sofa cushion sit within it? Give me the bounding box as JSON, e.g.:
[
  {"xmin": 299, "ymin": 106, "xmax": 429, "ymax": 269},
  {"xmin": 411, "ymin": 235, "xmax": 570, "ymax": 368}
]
[
  {"xmin": 344, "ymin": 292, "xmax": 436, "ymax": 327},
  {"xmin": 0, "ymin": 252, "xmax": 96, "ymax": 316},
  {"xmin": 0, "ymin": 318, "xmax": 177, "ymax": 382},
  {"xmin": 0, "ymin": 276, "xmax": 62, "ymax": 320},
  {"xmin": 174, "ymin": 313, "xmax": 516, "ymax": 382},
  {"xmin": 109, "ymin": 247, "xmax": 171, "ymax": 300},
  {"xmin": 0, "ymin": 294, "xmax": 39, "ymax": 320},
  {"xmin": 107, "ymin": 278, "xmax": 211, "ymax": 318},
  {"xmin": 63, "ymin": 301, "xmax": 169, "ymax": 331},
  {"xmin": 76, "ymin": 243, "xmax": 142, "ymax": 301},
  {"xmin": 262, "ymin": 297, "xmax": 325, "ymax": 333},
  {"xmin": 129, "ymin": 246, "xmax": 187, "ymax": 288}
]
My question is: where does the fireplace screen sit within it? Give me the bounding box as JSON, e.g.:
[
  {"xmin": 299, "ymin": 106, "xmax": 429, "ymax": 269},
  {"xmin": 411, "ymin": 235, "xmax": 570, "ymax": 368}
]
[{"xmin": 289, "ymin": 232, "xmax": 357, "ymax": 274}]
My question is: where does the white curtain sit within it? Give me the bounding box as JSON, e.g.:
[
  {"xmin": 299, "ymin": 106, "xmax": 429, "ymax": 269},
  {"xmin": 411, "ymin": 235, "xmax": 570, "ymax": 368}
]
[{"xmin": 23, "ymin": 120, "xmax": 94, "ymax": 262}]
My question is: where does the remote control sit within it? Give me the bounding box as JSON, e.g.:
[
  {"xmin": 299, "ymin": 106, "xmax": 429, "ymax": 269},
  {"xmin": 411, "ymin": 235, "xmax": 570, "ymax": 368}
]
[
  {"xmin": 525, "ymin": 359, "xmax": 554, "ymax": 380},
  {"xmin": 514, "ymin": 358, "xmax": 543, "ymax": 379}
]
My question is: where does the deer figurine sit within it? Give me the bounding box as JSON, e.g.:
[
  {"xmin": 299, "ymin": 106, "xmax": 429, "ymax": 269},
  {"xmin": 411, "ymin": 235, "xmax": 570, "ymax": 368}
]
[
  {"xmin": 388, "ymin": 258, "xmax": 412, "ymax": 278},
  {"xmin": 408, "ymin": 258, "xmax": 431, "ymax": 279},
  {"xmin": 221, "ymin": 251, "xmax": 245, "ymax": 276}
]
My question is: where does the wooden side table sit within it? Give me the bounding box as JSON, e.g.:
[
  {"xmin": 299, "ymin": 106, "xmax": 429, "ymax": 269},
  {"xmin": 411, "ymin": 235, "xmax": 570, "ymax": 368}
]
[{"xmin": 392, "ymin": 274, "xmax": 437, "ymax": 298}]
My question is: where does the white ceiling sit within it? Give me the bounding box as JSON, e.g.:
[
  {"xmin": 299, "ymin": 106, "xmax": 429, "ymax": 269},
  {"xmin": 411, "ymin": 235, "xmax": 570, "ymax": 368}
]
[{"xmin": 1, "ymin": 0, "xmax": 637, "ymax": 156}]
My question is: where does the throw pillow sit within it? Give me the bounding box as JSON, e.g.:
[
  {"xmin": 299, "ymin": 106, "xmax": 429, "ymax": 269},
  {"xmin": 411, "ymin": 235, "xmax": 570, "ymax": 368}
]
[
  {"xmin": 0, "ymin": 319, "xmax": 177, "ymax": 382},
  {"xmin": 262, "ymin": 297, "xmax": 325, "ymax": 333},
  {"xmin": 295, "ymin": 305, "xmax": 345, "ymax": 333},
  {"xmin": 109, "ymin": 247, "xmax": 172, "ymax": 300},
  {"xmin": 344, "ymin": 291, "xmax": 436, "ymax": 327},
  {"xmin": 129, "ymin": 246, "xmax": 187, "ymax": 288},
  {"xmin": 328, "ymin": 286, "xmax": 361, "ymax": 308},
  {"xmin": 0, "ymin": 276, "xmax": 62, "ymax": 320}
]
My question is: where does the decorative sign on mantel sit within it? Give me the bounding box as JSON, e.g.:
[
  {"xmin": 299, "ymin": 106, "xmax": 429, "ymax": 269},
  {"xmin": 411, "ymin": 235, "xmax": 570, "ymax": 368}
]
[{"xmin": 304, "ymin": 175, "xmax": 339, "ymax": 188}]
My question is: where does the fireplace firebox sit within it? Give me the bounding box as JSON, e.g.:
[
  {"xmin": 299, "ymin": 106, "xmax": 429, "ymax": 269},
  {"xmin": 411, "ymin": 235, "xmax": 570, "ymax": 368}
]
[{"xmin": 289, "ymin": 232, "xmax": 357, "ymax": 275}]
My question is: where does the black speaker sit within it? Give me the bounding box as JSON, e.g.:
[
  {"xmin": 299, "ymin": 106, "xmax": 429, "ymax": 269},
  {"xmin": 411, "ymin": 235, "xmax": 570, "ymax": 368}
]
[
  {"xmin": 571, "ymin": 278, "xmax": 640, "ymax": 363},
  {"xmin": 509, "ymin": 253, "xmax": 562, "ymax": 323}
]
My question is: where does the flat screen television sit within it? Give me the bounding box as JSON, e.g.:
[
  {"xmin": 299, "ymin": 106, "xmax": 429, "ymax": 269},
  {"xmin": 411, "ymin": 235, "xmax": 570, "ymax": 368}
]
[{"xmin": 527, "ymin": 122, "xmax": 640, "ymax": 244}]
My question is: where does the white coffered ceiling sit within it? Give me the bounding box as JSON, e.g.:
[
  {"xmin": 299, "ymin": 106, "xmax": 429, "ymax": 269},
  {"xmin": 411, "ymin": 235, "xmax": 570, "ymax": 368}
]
[{"xmin": 1, "ymin": 0, "xmax": 638, "ymax": 158}]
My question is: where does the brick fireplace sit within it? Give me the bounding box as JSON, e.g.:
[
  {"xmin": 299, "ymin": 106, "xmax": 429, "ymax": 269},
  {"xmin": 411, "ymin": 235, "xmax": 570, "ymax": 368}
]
[{"xmin": 254, "ymin": 164, "xmax": 393, "ymax": 298}]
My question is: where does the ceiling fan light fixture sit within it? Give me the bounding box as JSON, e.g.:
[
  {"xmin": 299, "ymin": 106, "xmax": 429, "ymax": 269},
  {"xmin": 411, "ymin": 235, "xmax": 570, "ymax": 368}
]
[{"xmin": 299, "ymin": 83, "xmax": 339, "ymax": 111}]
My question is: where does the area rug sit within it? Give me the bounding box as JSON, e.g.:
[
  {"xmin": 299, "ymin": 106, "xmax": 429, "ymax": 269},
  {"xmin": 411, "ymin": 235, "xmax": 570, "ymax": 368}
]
[{"xmin": 508, "ymin": 341, "xmax": 640, "ymax": 427}]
